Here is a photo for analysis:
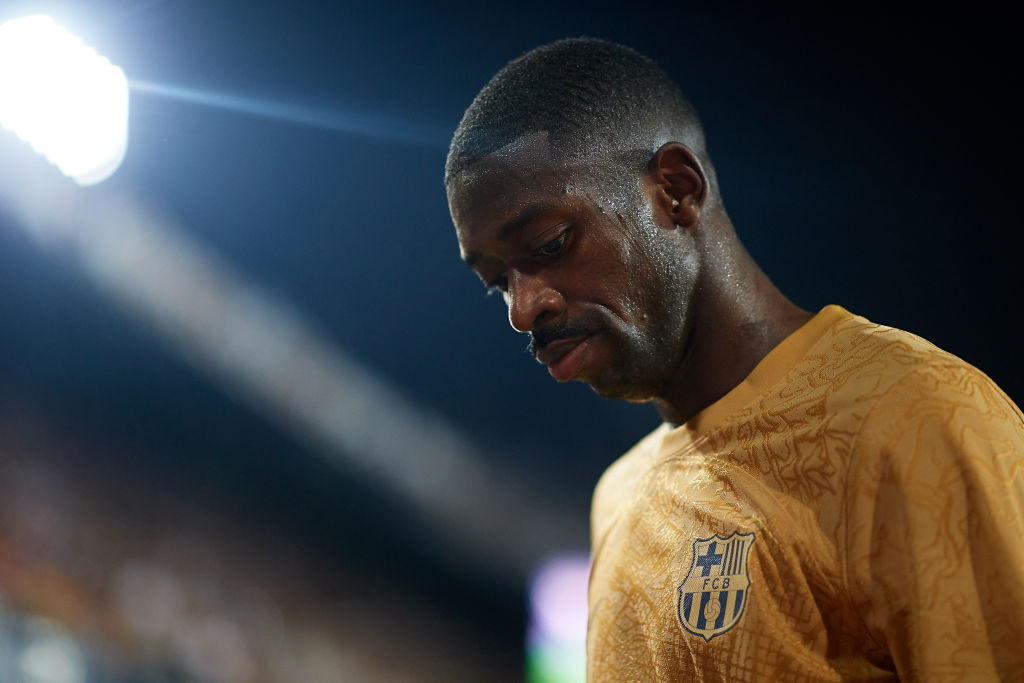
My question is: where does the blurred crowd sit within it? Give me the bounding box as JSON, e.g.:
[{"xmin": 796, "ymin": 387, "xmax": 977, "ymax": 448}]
[{"xmin": 0, "ymin": 407, "xmax": 516, "ymax": 682}]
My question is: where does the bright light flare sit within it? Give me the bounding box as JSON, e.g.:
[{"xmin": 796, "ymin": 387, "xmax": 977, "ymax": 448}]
[{"xmin": 0, "ymin": 15, "xmax": 128, "ymax": 185}]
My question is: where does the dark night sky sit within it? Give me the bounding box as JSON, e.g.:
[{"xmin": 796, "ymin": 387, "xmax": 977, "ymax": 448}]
[{"xmin": 1, "ymin": 0, "xmax": 1019, "ymax": 644}]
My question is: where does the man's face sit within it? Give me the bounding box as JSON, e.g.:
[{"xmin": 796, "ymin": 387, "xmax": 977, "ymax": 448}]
[{"xmin": 447, "ymin": 134, "xmax": 700, "ymax": 401}]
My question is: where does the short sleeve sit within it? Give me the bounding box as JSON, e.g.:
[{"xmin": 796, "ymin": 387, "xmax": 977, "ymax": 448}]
[{"xmin": 844, "ymin": 360, "xmax": 1024, "ymax": 681}]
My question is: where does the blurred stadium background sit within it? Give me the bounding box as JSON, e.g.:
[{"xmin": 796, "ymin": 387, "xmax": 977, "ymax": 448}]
[{"xmin": 0, "ymin": 2, "xmax": 1017, "ymax": 681}]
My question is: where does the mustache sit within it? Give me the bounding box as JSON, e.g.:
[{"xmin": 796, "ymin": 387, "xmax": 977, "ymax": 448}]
[{"xmin": 527, "ymin": 321, "xmax": 596, "ymax": 358}]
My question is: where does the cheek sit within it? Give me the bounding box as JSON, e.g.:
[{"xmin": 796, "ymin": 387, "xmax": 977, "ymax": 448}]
[
  {"xmin": 573, "ymin": 229, "xmax": 661, "ymax": 325},
  {"xmin": 568, "ymin": 234, "xmax": 634, "ymax": 301},
  {"xmin": 615, "ymin": 229, "xmax": 665, "ymax": 317}
]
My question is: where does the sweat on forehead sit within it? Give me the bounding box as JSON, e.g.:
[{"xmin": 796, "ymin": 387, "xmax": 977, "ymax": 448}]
[
  {"xmin": 446, "ymin": 132, "xmax": 640, "ymax": 225},
  {"xmin": 448, "ymin": 131, "xmax": 649, "ymax": 207},
  {"xmin": 455, "ymin": 131, "xmax": 558, "ymax": 185}
]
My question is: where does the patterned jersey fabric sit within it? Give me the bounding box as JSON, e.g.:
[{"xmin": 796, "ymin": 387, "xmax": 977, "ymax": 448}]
[{"xmin": 588, "ymin": 306, "xmax": 1024, "ymax": 682}]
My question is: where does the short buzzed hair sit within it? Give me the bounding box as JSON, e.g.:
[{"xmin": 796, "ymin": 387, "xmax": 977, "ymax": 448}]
[{"xmin": 445, "ymin": 38, "xmax": 708, "ymax": 183}]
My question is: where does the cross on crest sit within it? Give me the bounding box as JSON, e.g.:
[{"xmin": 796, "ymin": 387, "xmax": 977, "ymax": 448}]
[
  {"xmin": 676, "ymin": 531, "xmax": 755, "ymax": 642},
  {"xmin": 695, "ymin": 543, "xmax": 724, "ymax": 576}
]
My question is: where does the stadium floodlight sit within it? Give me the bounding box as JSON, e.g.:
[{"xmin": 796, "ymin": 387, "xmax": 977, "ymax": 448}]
[{"xmin": 0, "ymin": 15, "xmax": 128, "ymax": 185}]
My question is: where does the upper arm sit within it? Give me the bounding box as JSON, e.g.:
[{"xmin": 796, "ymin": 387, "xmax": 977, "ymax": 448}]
[{"xmin": 845, "ymin": 362, "xmax": 1024, "ymax": 681}]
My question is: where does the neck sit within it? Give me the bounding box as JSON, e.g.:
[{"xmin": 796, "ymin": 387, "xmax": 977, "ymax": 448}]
[{"xmin": 652, "ymin": 223, "xmax": 812, "ymax": 427}]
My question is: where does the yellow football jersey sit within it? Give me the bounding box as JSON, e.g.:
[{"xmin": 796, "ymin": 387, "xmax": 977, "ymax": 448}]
[{"xmin": 588, "ymin": 305, "xmax": 1024, "ymax": 681}]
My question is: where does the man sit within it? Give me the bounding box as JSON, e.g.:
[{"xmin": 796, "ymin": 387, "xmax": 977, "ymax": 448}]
[{"xmin": 445, "ymin": 38, "xmax": 1024, "ymax": 681}]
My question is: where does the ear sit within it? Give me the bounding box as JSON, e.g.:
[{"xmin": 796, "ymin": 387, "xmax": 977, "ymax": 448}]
[{"xmin": 647, "ymin": 142, "xmax": 708, "ymax": 228}]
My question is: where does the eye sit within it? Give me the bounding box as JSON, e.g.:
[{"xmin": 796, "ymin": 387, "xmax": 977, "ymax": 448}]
[
  {"xmin": 486, "ymin": 274, "xmax": 508, "ymax": 296},
  {"xmin": 534, "ymin": 228, "xmax": 571, "ymax": 258}
]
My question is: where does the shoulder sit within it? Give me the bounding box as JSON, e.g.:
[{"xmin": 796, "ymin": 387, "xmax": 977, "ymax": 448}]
[
  {"xmin": 815, "ymin": 311, "xmax": 961, "ymax": 387},
  {"xmin": 842, "ymin": 315, "xmax": 1024, "ymax": 446},
  {"xmin": 763, "ymin": 308, "xmax": 1024, "ymax": 497},
  {"xmin": 590, "ymin": 423, "xmax": 669, "ymax": 547},
  {"xmin": 841, "ymin": 316, "xmax": 1024, "ymax": 496},
  {"xmin": 802, "ymin": 310, "xmax": 1018, "ymax": 422}
]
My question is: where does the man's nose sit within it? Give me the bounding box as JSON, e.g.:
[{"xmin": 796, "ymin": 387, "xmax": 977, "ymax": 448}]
[{"xmin": 507, "ymin": 269, "xmax": 564, "ymax": 332}]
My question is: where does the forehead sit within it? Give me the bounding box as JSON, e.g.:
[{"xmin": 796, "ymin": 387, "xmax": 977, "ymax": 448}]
[
  {"xmin": 448, "ymin": 133, "xmax": 599, "ymax": 247},
  {"xmin": 450, "ymin": 134, "xmax": 561, "ymax": 214}
]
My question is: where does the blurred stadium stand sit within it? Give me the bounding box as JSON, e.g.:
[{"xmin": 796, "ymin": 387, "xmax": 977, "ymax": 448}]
[{"xmin": 0, "ymin": 407, "xmax": 518, "ymax": 682}]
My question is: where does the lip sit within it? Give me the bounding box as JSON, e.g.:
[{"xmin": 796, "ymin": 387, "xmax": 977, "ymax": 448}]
[{"xmin": 541, "ymin": 333, "xmax": 596, "ymax": 381}]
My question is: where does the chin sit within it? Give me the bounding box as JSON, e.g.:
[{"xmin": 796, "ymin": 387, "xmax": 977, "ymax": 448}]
[{"xmin": 583, "ymin": 373, "xmax": 657, "ymax": 403}]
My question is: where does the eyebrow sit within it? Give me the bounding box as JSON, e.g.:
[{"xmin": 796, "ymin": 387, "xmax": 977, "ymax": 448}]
[{"xmin": 463, "ymin": 202, "xmax": 558, "ymax": 267}]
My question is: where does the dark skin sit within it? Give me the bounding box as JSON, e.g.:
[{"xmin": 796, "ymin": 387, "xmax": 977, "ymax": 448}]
[{"xmin": 448, "ymin": 131, "xmax": 812, "ymax": 426}]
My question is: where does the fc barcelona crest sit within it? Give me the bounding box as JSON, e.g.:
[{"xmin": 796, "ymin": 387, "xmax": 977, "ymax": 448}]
[{"xmin": 676, "ymin": 531, "xmax": 755, "ymax": 642}]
